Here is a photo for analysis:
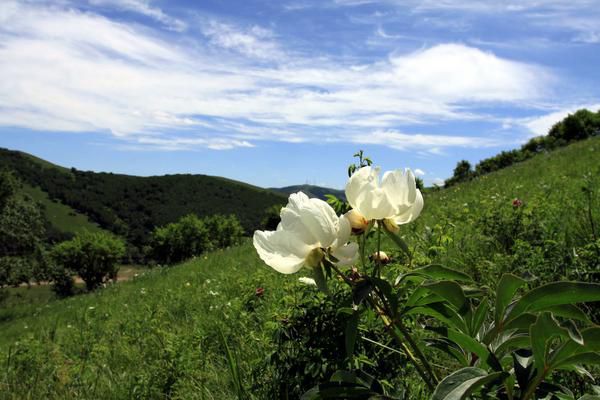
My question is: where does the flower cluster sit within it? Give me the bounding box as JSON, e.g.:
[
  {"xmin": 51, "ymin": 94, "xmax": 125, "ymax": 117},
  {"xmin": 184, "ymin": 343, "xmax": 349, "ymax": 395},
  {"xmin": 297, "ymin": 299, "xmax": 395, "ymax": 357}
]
[{"xmin": 253, "ymin": 164, "xmax": 423, "ymax": 275}]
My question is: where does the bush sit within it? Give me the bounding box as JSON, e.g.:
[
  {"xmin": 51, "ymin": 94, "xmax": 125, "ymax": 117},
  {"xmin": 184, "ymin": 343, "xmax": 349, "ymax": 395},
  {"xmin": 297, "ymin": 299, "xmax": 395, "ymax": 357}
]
[
  {"xmin": 51, "ymin": 231, "xmax": 125, "ymax": 291},
  {"xmin": 150, "ymin": 214, "xmax": 244, "ymax": 264}
]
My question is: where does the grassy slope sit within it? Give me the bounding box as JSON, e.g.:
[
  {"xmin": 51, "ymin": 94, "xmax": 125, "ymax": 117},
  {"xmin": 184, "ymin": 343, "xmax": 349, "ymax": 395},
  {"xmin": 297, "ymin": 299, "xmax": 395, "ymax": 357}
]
[
  {"xmin": 0, "ymin": 137, "xmax": 599, "ymax": 398},
  {"xmin": 21, "ymin": 184, "xmax": 105, "ymax": 235}
]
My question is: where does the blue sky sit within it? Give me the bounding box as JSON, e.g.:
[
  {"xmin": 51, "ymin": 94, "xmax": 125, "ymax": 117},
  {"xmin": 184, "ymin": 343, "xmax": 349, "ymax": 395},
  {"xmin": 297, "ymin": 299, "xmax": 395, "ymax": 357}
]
[{"xmin": 0, "ymin": 0, "xmax": 599, "ymax": 189}]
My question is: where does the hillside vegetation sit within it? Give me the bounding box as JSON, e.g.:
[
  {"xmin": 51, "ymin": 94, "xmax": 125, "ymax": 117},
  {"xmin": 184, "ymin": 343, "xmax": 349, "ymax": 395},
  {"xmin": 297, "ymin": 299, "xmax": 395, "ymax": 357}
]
[
  {"xmin": 1, "ymin": 137, "xmax": 598, "ymax": 399},
  {"xmin": 0, "ymin": 148, "xmax": 286, "ymax": 253},
  {"xmin": 270, "ymin": 184, "xmax": 346, "ymax": 201}
]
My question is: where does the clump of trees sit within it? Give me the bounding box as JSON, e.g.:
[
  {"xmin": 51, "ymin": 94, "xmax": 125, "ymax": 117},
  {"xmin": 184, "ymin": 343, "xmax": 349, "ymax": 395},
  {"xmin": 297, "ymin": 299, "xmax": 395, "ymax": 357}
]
[
  {"xmin": 150, "ymin": 214, "xmax": 244, "ymax": 264},
  {"xmin": 50, "ymin": 231, "xmax": 125, "ymax": 295},
  {"xmin": 445, "ymin": 108, "xmax": 600, "ymax": 187},
  {"xmin": 0, "ymin": 171, "xmax": 47, "ymax": 289}
]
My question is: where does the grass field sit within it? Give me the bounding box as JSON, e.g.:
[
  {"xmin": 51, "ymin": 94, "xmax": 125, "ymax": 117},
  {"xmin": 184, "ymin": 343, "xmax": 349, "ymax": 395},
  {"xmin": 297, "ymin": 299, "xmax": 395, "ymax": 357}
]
[{"xmin": 1, "ymin": 137, "xmax": 599, "ymax": 399}]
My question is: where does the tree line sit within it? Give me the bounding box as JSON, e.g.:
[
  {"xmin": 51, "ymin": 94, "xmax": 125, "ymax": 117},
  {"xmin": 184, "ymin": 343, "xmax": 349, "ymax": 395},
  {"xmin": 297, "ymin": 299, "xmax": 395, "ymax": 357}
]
[{"xmin": 445, "ymin": 108, "xmax": 600, "ymax": 187}]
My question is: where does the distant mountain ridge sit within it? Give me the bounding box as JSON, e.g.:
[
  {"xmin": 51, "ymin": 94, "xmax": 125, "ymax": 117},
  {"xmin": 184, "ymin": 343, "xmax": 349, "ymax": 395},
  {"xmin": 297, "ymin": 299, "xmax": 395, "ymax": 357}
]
[{"xmin": 270, "ymin": 184, "xmax": 346, "ymax": 201}]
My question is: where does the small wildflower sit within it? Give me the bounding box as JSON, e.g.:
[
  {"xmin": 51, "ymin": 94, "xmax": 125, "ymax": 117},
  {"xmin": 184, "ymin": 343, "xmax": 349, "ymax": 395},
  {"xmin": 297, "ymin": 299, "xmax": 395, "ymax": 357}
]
[
  {"xmin": 512, "ymin": 198, "xmax": 523, "ymax": 208},
  {"xmin": 185, "ymin": 282, "xmax": 191, "ymax": 287}
]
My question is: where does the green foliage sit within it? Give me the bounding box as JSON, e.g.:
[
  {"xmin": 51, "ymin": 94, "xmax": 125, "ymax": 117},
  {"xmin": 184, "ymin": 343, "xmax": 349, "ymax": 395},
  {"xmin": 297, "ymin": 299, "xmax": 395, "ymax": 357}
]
[
  {"xmin": 254, "ymin": 288, "xmax": 411, "ymax": 399},
  {"xmin": 150, "ymin": 214, "xmax": 244, "ymax": 264},
  {"xmin": 445, "ymin": 108, "xmax": 600, "ymax": 187},
  {"xmin": 260, "ymin": 204, "xmax": 283, "ymax": 230},
  {"xmin": 51, "ymin": 232, "xmax": 125, "ymax": 291},
  {"xmin": 0, "ymin": 147, "xmax": 286, "ymax": 252},
  {"xmin": 444, "ymin": 160, "xmax": 474, "ymax": 187},
  {"xmin": 0, "ymin": 171, "xmax": 47, "ymax": 288}
]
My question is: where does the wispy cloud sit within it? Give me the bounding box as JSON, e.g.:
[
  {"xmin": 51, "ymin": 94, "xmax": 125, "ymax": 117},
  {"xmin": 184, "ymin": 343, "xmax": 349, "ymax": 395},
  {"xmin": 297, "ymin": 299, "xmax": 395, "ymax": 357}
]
[
  {"xmin": 0, "ymin": 1, "xmax": 555, "ymax": 151},
  {"xmin": 88, "ymin": 0, "xmax": 187, "ymax": 31},
  {"xmin": 200, "ymin": 20, "xmax": 284, "ymax": 60}
]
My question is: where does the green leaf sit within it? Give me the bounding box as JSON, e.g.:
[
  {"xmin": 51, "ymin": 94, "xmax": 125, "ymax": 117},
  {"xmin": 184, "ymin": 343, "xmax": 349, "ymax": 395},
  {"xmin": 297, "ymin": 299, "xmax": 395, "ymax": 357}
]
[
  {"xmin": 555, "ymin": 353, "xmax": 600, "ymax": 370},
  {"xmin": 541, "ymin": 304, "xmax": 592, "ymax": 324},
  {"xmin": 432, "ymin": 367, "xmax": 507, "ymax": 400},
  {"xmin": 495, "ymin": 274, "xmax": 527, "ymax": 328},
  {"xmin": 426, "ymin": 338, "xmax": 468, "ymax": 366},
  {"xmin": 494, "ymin": 334, "xmax": 531, "ymax": 357},
  {"xmin": 312, "ymin": 265, "xmax": 329, "ymax": 295},
  {"xmin": 397, "ymin": 264, "xmax": 473, "ymax": 285},
  {"xmin": 507, "ymin": 282, "xmax": 600, "ymax": 323},
  {"xmin": 471, "ymin": 300, "xmax": 490, "ymax": 337},
  {"xmin": 428, "ymin": 327, "xmax": 502, "ymax": 371},
  {"xmin": 423, "ymin": 281, "xmax": 469, "ymax": 312},
  {"xmin": 345, "ymin": 312, "xmax": 360, "ymax": 357},
  {"xmin": 406, "ymin": 302, "xmax": 468, "ymax": 333},
  {"xmin": 530, "ymin": 312, "xmax": 570, "ymax": 371},
  {"xmin": 550, "ymin": 327, "xmax": 600, "ymax": 369}
]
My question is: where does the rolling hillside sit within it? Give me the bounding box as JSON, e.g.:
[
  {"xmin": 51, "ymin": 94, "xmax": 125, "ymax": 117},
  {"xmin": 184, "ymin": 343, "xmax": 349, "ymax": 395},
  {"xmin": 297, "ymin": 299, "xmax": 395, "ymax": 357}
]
[
  {"xmin": 1, "ymin": 137, "xmax": 598, "ymax": 399},
  {"xmin": 0, "ymin": 148, "xmax": 286, "ymax": 248}
]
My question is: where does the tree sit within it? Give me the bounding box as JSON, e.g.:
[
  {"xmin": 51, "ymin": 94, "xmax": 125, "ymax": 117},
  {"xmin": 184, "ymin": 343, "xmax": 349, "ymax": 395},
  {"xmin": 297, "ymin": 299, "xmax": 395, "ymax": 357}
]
[
  {"xmin": 150, "ymin": 214, "xmax": 211, "ymax": 264},
  {"xmin": 445, "ymin": 160, "xmax": 473, "ymax": 187},
  {"xmin": 51, "ymin": 231, "xmax": 125, "ymax": 291},
  {"xmin": 0, "ymin": 170, "xmax": 47, "ymax": 288}
]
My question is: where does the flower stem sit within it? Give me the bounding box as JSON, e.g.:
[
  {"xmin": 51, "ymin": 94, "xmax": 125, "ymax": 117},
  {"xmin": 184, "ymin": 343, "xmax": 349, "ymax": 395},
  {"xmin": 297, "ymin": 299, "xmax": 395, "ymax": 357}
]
[
  {"xmin": 367, "ymin": 297, "xmax": 435, "ymax": 391},
  {"xmin": 374, "ymin": 223, "xmax": 382, "ymax": 277},
  {"xmin": 371, "ymin": 285, "xmax": 439, "ymax": 387}
]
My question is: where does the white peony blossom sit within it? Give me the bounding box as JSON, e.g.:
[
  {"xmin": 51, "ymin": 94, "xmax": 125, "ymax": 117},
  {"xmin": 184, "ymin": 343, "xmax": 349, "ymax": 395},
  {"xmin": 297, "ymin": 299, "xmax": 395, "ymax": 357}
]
[
  {"xmin": 253, "ymin": 192, "xmax": 358, "ymax": 274},
  {"xmin": 345, "ymin": 166, "xmax": 423, "ymax": 227}
]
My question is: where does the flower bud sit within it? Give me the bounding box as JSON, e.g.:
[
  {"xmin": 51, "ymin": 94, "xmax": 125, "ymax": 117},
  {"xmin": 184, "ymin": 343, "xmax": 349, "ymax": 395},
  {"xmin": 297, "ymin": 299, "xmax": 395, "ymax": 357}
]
[
  {"xmin": 305, "ymin": 247, "xmax": 324, "ymax": 268},
  {"xmin": 383, "ymin": 218, "xmax": 399, "ymax": 234},
  {"xmin": 345, "ymin": 209, "xmax": 369, "ymax": 234},
  {"xmin": 298, "ymin": 277, "xmax": 316, "ymax": 286},
  {"xmin": 370, "ymin": 251, "xmax": 390, "ymax": 264}
]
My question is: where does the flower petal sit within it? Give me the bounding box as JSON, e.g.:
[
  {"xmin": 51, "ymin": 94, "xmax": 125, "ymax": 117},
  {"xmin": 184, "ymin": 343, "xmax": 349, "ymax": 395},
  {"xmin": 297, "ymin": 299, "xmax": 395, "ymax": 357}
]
[
  {"xmin": 253, "ymin": 229, "xmax": 309, "ymax": 274},
  {"xmin": 331, "ymin": 242, "xmax": 359, "ymax": 266},
  {"xmin": 280, "ymin": 192, "xmax": 339, "ymax": 248},
  {"xmin": 393, "ymin": 189, "xmax": 424, "ymax": 225}
]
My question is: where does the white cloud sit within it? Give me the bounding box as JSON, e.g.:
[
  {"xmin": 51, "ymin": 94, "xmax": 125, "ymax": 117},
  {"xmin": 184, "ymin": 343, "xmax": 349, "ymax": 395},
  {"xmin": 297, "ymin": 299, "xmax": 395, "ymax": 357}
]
[
  {"xmin": 350, "ymin": 129, "xmax": 502, "ymax": 150},
  {"xmin": 414, "ymin": 168, "xmax": 425, "ymax": 176},
  {"xmin": 88, "ymin": 0, "xmax": 187, "ymax": 31},
  {"xmin": 200, "ymin": 20, "xmax": 283, "ymax": 60},
  {"xmin": 432, "ymin": 177, "xmax": 445, "ymax": 187},
  {"xmin": 522, "ymin": 103, "xmax": 600, "ymax": 136},
  {"xmin": 0, "ymin": 2, "xmax": 553, "ymax": 151}
]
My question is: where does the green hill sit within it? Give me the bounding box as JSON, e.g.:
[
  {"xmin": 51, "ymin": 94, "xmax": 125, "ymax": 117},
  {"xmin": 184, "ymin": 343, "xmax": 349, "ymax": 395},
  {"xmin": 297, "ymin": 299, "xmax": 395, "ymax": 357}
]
[
  {"xmin": 21, "ymin": 184, "xmax": 105, "ymax": 236},
  {"xmin": 270, "ymin": 184, "xmax": 346, "ymax": 201},
  {"xmin": 0, "ymin": 137, "xmax": 598, "ymax": 398},
  {"xmin": 0, "ymin": 148, "xmax": 286, "ymax": 250}
]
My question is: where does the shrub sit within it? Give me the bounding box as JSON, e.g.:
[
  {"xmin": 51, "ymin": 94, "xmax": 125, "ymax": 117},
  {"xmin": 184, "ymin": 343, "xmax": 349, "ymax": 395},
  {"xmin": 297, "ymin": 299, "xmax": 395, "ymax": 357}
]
[
  {"xmin": 150, "ymin": 214, "xmax": 244, "ymax": 264},
  {"xmin": 51, "ymin": 231, "xmax": 125, "ymax": 291}
]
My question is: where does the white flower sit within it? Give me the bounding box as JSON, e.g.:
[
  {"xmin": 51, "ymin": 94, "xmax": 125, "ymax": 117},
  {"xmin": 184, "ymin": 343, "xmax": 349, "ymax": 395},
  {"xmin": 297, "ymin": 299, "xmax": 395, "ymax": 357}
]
[
  {"xmin": 345, "ymin": 166, "xmax": 423, "ymax": 227},
  {"xmin": 253, "ymin": 192, "xmax": 358, "ymax": 274},
  {"xmin": 298, "ymin": 277, "xmax": 317, "ymax": 286}
]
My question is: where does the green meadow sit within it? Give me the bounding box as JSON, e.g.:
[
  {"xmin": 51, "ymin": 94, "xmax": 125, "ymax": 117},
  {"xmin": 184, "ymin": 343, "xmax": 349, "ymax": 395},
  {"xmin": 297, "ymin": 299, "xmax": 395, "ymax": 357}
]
[{"xmin": 1, "ymin": 137, "xmax": 599, "ymax": 399}]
